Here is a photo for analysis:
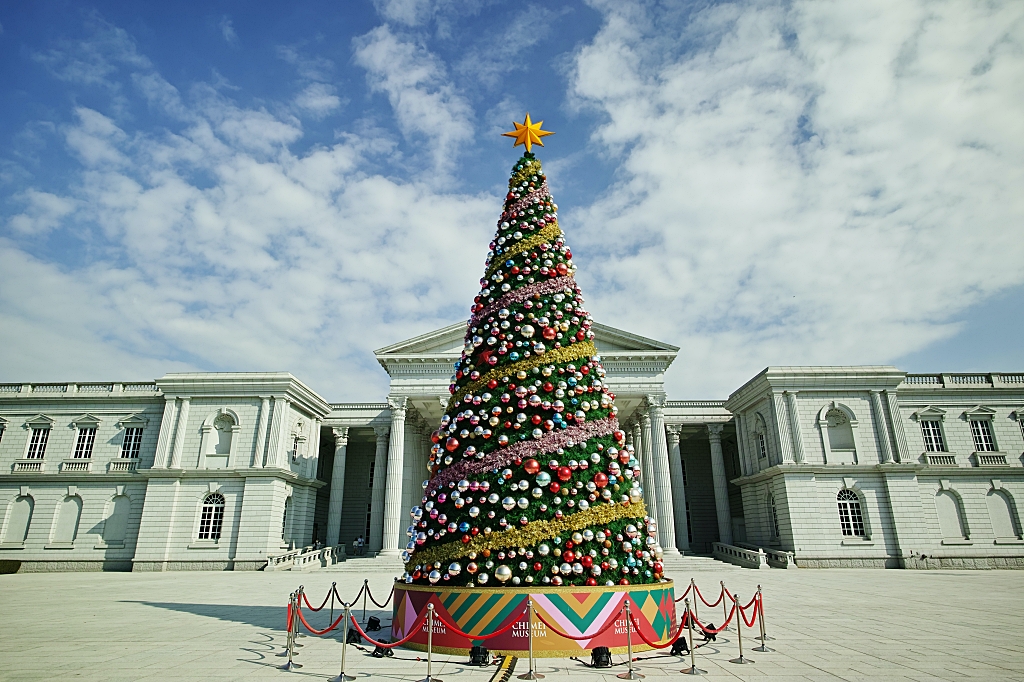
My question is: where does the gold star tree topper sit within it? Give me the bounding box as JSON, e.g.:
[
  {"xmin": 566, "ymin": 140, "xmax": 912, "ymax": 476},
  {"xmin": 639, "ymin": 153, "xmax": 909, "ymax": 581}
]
[{"xmin": 502, "ymin": 113, "xmax": 554, "ymax": 152}]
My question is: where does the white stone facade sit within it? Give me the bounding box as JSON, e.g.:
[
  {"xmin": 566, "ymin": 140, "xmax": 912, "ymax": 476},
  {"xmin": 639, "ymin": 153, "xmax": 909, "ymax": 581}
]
[{"xmin": 2, "ymin": 328, "xmax": 1022, "ymax": 572}]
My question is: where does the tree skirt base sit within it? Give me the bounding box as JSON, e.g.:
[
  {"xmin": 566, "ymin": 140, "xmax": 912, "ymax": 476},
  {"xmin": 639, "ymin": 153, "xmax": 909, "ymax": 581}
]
[{"xmin": 391, "ymin": 580, "xmax": 676, "ymax": 657}]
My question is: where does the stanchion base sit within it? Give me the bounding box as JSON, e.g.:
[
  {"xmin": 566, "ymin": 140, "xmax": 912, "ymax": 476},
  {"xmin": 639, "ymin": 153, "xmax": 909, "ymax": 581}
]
[
  {"xmin": 756, "ymin": 635, "xmax": 775, "ymax": 641},
  {"xmin": 275, "ymin": 649, "xmax": 298, "ymax": 657},
  {"xmin": 517, "ymin": 672, "xmax": 545, "ymax": 680},
  {"xmin": 329, "ymin": 675, "xmax": 355, "ymax": 682},
  {"xmin": 417, "ymin": 677, "xmax": 443, "ymax": 682},
  {"xmin": 616, "ymin": 671, "xmax": 644, "ymax": 680},
  {"xmin": 279, "ymin": 660, "xmax": 303, "ymax": 670},
  {"xmin": 729, "ymin": 655, "xmax": 754, "ymax": 664},
  {"xmin": 753, "ymin": 644, "xmax": 774, "ymax": 653},
  {"xmin": 680, "ymin": 666, "xmax": 706, "ymax": 675}
]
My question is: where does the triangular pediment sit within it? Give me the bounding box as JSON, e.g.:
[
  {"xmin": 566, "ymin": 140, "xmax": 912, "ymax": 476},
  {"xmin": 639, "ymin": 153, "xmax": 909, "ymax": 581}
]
[
  {"xmin": 912, "ymin": 405, "xmax": 946, "ymax": 421},
  {"xmin": 375, "ymin": 321, "xmax": 679, "ymax": 362},
  {"xmin": 963, "ymin": 405, "xmax": 997, "ymax": 418}
]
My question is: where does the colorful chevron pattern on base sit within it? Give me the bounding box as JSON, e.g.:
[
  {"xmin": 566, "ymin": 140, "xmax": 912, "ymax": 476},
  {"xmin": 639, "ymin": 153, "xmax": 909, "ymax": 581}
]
[{"xmin": 391, "ymin": 580, "xmax": 676, "ymax": 657}]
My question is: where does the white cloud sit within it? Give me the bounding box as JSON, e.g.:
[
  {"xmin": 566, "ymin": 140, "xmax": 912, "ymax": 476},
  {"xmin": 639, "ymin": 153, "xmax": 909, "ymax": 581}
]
[
  {"xmin": 353, "ymin": 25, "xmax": 473, "ymax": 173},
  {"xmin": 6, "ymin": 190, "xmax": 76, "ymax": 235},
  {"xmin": 567, "ymin": 0, "xmax": 1024, "ymax": 397},
  {"xmin": 0, "ymin": 62, "xmax": 494, "ymax": 400},
  {"xmin": 220, "ymin": 16, "xmax": 239, "ymax": 46},
  {"xmin": 294, "ymin": 83, "xmax": 342, "ymax": 118}
]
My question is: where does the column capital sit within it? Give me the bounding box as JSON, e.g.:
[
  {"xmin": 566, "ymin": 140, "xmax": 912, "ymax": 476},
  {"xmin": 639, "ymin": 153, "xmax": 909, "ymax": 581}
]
[
  {"xmin": 666, "ymin": 424, "xmax": 681, "ymax": 445},
  {"xmin": 707, "ymin": 422, "xmax": 724, "ymax": 440},
  {"xmin": 387, "ymin": 396, "xmax": 408, "ymax": 419},
  {"xmin": 373, "ymin": 424, "xmax": 390, "ymax": 441},
  {"xmin": 644, "ymin": 393, "xmax": 667, "ymax": 410},
  {"xmin": 640, "ymin": 412, "xmax": 652, "ymax": 428},
  {"xmin": 332, "ymin": 426, "xmax": 349, "ymax": 444}
]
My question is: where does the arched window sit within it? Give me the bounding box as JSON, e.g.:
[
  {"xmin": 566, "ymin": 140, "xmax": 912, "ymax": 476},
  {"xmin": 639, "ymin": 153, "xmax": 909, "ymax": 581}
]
[
  {"xmin": 198, "ymin": 493, "xmax": 225, "ymax": 540},
  {"xmin": 282, "ymin": 497, "xmax": 293, "ymax": 542},
  {"xmin": 837, "ymin": 489, "xmax": 865, "ymax": 537},
  {"xmin": 753, "ymin": 414, "xmax": 769, "ymax": 461},
  {"xmin": 53, "ymin": 496, "xmax": 83, "ymax": 544},
  {"xmin": 103, "ymin": 495, "xmax": 131, "ymax": 545},
  {"xmin": 825, "ymin": 408, "xmax": 855, "ymax": 451},
  {"xmin": 769, "ymin": 494, "xmax": 781, "ymax": 539},
  {"xmin": 3, "ymin": 496, "xmax": 34, "ymax": 545},
  {"xmin": 987, "ymin": 490, "xmax": 1021, "ymax": 540},
  {"xmin": 935, "ymin": 490, "xmax": 968, "ymax": 540}
]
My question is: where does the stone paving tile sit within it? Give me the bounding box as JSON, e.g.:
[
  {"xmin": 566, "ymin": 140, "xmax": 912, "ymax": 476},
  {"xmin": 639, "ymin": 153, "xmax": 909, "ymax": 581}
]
[{"xmin": 1, "ymin": 567, "xmax": 1023, "ymax": 680}]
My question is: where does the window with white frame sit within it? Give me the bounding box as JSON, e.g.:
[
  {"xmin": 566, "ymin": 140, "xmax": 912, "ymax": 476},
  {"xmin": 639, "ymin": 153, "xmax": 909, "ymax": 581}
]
[
  {"xmin": 837, "ymin": 489, "xmax": 866, "ymax": 537},
  {"xmin": 26, "ymin": 427, "xmax": 49, "ymax": 459},
  {"xmin": 198, "ymin": 493, "xmax": 225, "ymax": 540},
  {"xmin": 921, "ymin": 420, "xmax": 945, "ymax": 452},
  {"xmin": 970, "ymin": 419, "xmax": 996, "ymax": 452},
  {"xmin": 73, "ymin": 427, "xmax": 96, "ymax": 458},
  {"xmin": 290, "ymin": 435, "xmax": 300, "ymax": 463},
  {"xmin": 121, "ymin": 427, "xmax": 143, "ymax": 459}
]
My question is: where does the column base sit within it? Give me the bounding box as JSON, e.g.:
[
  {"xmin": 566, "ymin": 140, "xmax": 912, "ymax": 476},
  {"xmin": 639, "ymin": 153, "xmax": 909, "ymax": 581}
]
[
  {"xmin": 378, "ymin": 548, "xmax": 403, "ymax": 557},
  {"xmin": 660, "ymin": 547, "xmax": 683, "ymax": 558}
]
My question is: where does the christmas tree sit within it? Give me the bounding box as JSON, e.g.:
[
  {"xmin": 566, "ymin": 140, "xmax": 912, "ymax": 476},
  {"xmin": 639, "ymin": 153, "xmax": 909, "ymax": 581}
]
[{"xmin": 402, "ymin": 115, "xmax": 663, "ymax": 588}]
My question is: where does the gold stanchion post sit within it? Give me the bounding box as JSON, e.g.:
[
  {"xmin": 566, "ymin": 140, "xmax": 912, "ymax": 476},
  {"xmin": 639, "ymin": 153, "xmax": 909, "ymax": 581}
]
[
  {"xmin": 755, "ymin": 585, "xmax": 775, "ymax": 641},
  {"xmin": 680, "ymin": 598, "xmax": 705, "ymax": 675},
  {"xmin": 690, "ymin": 578, "xmax": 698, "ymax": 622},
  {"xmin": 362, "ymin": 578, "xmax": 369, "ymax": 623},
  {"xmin": 330, "ymin": 603, "xmax": 355, "ymax": 682},
  {"xmin": 728, "ymin": 594, "xmax": 753, "ymax": 664},
  {"xmin": 279, "ymin": 593, "xmax": 303, "ymax": 670},
  {"xmin": 518, "ymin": 599, "xmax": 544, "ymax": 680},
  {"xmin": 721, "ymin": 581, "xmax": 731, "ymax": 631},
  {"xmin": 418, "ymin": 603, "xmax": 443, "ymax": 682},
  {"xmin": 617, "ymin": 602, "xmax": 644, "ymax": 680}
]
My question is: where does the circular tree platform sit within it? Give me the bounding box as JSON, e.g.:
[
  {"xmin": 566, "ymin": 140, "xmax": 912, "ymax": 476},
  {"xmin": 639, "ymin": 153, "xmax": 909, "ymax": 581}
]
[{"xmin": 391, "ymin": 579, "xmax": 676, "ymax": 657}]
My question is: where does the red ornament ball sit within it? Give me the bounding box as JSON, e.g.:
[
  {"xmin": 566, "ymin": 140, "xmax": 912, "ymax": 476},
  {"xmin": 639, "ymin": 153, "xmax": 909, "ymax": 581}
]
[
  {"xmin": 488, "ymin": 379, "xmax": 499, "ymax": 389},
  {"xmin": 562, "ymin": 550, "xmax": 575, "ymax": 563},
  {"xmin": 445, "ymin": 437, "xmax": 459, "ymax": 452},
  {"xmin": 581, "ymin": 555, "xmax": 593, "ymax": 568},
  {"xmin": 524, "ymin": 459, "xmax": 541, "ymax": 475},
  {"xmin": 542, "ymin": 327, "xmax": 557, "ymax": 340},
  {"xmin": 556, "ymin": 263, "xmax": 569, "ymax": 275},
  {"xmin": 619, "ymin": 578, "xmax": 630, "ymax": 585},
  {"xmin": 557, "ymin": 466, "xmax": 572, "ymax": 482},
  {"xmin": 594, "ymin": 472, "xmax": 608, "ymax": 488},
  {"xmin": 549, "ymin": 482, "xmax": 560, "ymax": 494},
  {"xmin": 586, "ymin": 578, "xmax": 597, "ymax": 586}
]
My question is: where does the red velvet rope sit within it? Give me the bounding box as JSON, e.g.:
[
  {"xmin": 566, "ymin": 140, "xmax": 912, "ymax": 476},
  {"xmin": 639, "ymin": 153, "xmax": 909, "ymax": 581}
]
[
  {"xmin": 743, "ymin": 594, "xmax": 758, "ymax": 610},
  {"xmin": 628, "ymin": 615, "xmax": 686, "ymax": 649},
  {"xmin": 348, "ymin": 612, "xmax": 428, "ymax": 649},
  {"xmin": 740, "ymin": 599, "xmax": 759, "ymax": 628},
  {"xmin": 285, "ymin": 603, "xmax": 292, "ymax": 631},
  {"xmin": 674, "ymin": 583, "xmax": 693, "ymax": 602},
  {"xmin": 302, "ymin": 589, "xmax": 333, "ymax": 612},
  {"xmin": 534, "ymin": 606, "xmax": 623, "ymax": 641},
  {"xmin": 692, "ymin": 603, "xmax": 735, "ymax": 634},
  {"xmin": 366, "ymin": 584, "xmax": 395, "ymax": 609},
  {"xmin": 432, "ymin": 608, "xmax": 527, "ymax": 641},
  {"xmin": 692, "ymin": 582, "xmax": 726, "ymax": 608},
  {"xmin": 296, "ymin": 605, "xmax": 347, "ymax": 635}
]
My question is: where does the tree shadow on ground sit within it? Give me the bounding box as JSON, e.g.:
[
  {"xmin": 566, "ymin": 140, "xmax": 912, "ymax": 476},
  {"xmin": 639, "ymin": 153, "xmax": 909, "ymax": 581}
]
[{"xmin": 121, "ymin": 600, "xmax": 391, "ymax": 633}]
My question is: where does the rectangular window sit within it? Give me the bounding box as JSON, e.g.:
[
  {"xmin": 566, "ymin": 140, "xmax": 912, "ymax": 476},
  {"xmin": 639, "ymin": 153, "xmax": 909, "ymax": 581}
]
[
  {"xmin": 681, "ymin": 460, "xmax": 688, "ymax": 487},
  {"xmin": 837, "ymin": 500, "xmax": 865, "ymax": 536},
  {"xmin": 73, "ymin": 427, "xmax": 96, "ymax": 458},
  {"xmin": 970, "ymin": 420, "xmax": 995, "ymax": 452},
  {"xmin": 26, "ymin": 427, "xmax": 49, "ymax": 459},
  {"xmin": 121, "ymin": 427, "xmax": 143, "ymax": 458},
  {"xmin": 921, "ymin": 420, "xmax": 945, "ymax": 452},
  {"xmin": 756, "ymin": 433, "xmax": 768, "ymax": 459}
]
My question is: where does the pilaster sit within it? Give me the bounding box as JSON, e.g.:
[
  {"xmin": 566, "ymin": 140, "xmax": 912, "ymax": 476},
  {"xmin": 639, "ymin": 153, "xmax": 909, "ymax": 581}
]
[
  {"xmin": 381, "ymin": 397, "xmax": 408, "ymax": 556},
  {"xmin": 326, "ymin": 427, "xmax": 349, "ymax": 546},
  {"xmin": 168, "ymin": 397, "xmax": 190, "ymax": 469},
  {"xmin": 665, "ymin": 425, "xmax": 690, "ymax": 553},
  {"xmin": 369, "ymin": 424, "xmax": 390, "ymax": 553},
  {"xmin": 870, "ymin": 390, "xmax": 894, "ymax": 463},
  {"xmin": 645, "ymin": 395, "xmax": 678, "ymax": 555},
  {"xmin": 707, "ymin": 423, "xmax": 733, "ymax": 545}
]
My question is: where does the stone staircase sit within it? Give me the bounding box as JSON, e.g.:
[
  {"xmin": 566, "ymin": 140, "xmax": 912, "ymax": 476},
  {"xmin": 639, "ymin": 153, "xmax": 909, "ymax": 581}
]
[{"xmin": 660, "ymin": 552, "xmax": 744, "ymax": 578}]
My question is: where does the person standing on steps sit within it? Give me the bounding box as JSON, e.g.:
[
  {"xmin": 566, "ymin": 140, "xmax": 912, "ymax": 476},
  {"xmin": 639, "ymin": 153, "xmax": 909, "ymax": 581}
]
[{"xmin": 355, "ymin": 535, "xmax": 365, "ymax": 556}]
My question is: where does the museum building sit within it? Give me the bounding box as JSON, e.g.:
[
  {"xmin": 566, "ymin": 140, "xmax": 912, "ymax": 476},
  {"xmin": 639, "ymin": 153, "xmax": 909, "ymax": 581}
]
[{"xmin": 1, "ymin": 322, "xmax": 1023, "ymax": 572}]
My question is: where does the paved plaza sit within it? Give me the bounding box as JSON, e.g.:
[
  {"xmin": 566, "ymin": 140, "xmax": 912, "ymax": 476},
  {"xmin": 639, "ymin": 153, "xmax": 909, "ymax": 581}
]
[{"xmin": 1, "ymin": 564, "xmax": 1023, "ymax": 681}]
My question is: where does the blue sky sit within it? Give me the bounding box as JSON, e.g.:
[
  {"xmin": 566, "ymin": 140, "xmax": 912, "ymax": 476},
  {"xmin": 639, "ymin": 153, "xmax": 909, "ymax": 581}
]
[{"xmin": 1, "ymin": 0, "xmax": 1022, "ymax": 401}]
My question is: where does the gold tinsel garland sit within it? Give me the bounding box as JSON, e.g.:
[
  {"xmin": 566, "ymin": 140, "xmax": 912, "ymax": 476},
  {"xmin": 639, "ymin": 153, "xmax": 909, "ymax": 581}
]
[
  {"xmin": 405, "ymin": 500, "xmax": 647, "ymax": 570},
  {"xmin": 484, "ymin": 222, "xmax": 562, "ymax": 278},
  {"xmin": 447, "ymin": 340, "xmax": 597, "ymax": 410}
]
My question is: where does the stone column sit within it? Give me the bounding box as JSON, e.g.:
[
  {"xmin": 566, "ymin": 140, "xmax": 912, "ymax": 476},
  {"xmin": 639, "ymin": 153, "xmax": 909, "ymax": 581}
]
[
  {"xmin": 168, "ymin": 397, "xmax": 190, "ymax": 469},
  {"xmin": 770, "ymin": 392, "xmax": 795, "ymax": 464},
  {"xmin": 305, "ymin": 419, "xmax": 322, "ymax": 479},
  {"xmin": 639, "ymin": 410, "xmax": 659, "ymax": 527},
  {"xmin": 734, "ymin": 414, "xmax": 751, "ymax": 476},
  {"xmin": 884, "ymin": 390, "xmax": 908, "ymax": 463},
  {"xmin": 265, "ymin": 397, "xmax": 290, "ymax": 468},
  {"xmin": 369, "ymin": 424, "xmax": 390, "ymax": 553},
  {"xmin": 152, "ymin": 397, "xmax": 177, "ymax": 469},
  {"xmin": 665, "ymin": 425, "xmax": 690, "ymax": 553},
  {"xmin": 252, "ymin": 397, "xmax": 270, "ymax": 468},
  {"xmin": 784, "ymin": 391, "xmax": 805, "ymax": 463},
  {"xmin": 646, "ymin": 395, "xmax": 678, "ymax": 556},
  {"xmin": 381, "ymin": 397, "xmax": 408, "ymax": 556},
  {"xmin": 870, "ymin": 391, "xmax": 894, "ymax": 463},
  {"xmin": 707, "ymin": 423, "xmax": 733, "ymax": 545},
  {"xmin": 326, "ymin": 427, "xmax": 349, "ymax": 547}
]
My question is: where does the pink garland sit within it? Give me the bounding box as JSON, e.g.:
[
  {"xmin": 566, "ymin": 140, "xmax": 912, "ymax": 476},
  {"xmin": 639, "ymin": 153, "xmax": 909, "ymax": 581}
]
[
  {"xmin": 425, "ymin": 417, "xmax": 619, "ymax": 498},
  {"xmin": 469, "ymin": 276, "xmax": 577, "ymax": 327},
  {"xmin": 503, "ymin": 182, "xmax": 551, "ymax": 218}
]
